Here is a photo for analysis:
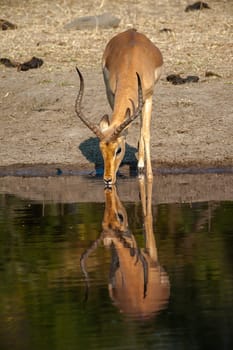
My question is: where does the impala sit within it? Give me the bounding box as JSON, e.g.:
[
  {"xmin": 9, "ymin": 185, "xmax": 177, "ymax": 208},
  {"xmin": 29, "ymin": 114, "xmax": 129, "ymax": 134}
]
[
  {"xmin": 75, "ymin": 28, "xmax": 163, "ymax": 185},
  {"xmin": 80, "ymin": 177, "xmax": 170, "ymax": 319}
]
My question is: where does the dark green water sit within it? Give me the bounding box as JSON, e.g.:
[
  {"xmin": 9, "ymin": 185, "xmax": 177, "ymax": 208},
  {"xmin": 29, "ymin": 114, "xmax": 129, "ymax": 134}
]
[{"xmin": 0, "ymin": 179, "xmax": 233, "ymax": 350}]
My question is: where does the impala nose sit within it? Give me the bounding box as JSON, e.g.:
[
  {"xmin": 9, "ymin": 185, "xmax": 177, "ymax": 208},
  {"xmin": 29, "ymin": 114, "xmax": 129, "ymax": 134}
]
[{"xmin": 104, "ymin": 177, "xmax": 113, "ymax": 187}]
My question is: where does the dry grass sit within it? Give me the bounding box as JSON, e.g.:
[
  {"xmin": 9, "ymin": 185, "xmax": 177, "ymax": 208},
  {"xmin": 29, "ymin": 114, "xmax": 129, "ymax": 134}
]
[{"xmin": 0, "ymin": 0, "xmax": 232, "ymax": 79}]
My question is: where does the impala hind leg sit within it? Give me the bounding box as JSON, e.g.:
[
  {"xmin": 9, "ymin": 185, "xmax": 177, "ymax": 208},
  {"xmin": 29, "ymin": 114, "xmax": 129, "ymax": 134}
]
[{"xmin": 138, "ymin": 96, "xmax": 153, "ymax": 181}]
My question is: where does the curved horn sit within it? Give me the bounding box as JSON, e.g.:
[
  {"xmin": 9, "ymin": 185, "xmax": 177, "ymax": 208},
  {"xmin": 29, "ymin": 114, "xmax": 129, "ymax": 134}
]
[
  {"xmin": 75, "ymin": 67, "xmax": 104, "ymax": 139},
  {"xmin": 109, "ymin": 72, "xmax": 144, "ymax": 140}
]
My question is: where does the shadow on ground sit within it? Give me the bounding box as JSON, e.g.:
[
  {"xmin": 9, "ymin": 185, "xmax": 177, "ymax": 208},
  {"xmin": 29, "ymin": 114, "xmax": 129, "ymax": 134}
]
[{"xmin": 79, "ymin": 137, "xmax": 138, "ymax": 176}]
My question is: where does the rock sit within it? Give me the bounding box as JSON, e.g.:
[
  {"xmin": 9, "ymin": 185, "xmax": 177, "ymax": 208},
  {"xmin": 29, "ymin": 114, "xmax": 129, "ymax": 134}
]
[
  {"xmin": 205, "ymin": 71, "xmax": 221, "ymax": 78},
  {"xmin": 185, "ymin": 75, "xmax": 199, "ymax": 83},
  {"xmin": 0, "ymin": 56, "xmax": 43, "ymax": 71},
  {"xmin": 0, "ymin": 19, "xmax": 17, "ymax": 30},
  {"xmin": 159, "ymin": 28, "xmax": 173, "ymax": 34},
  {"xmin": 185, "ymin": 2, "xmax": 210, "ymax": 12},
  {"xmin": 64, "ymin": 12, "xmax": 121, "ymax": 30},
  {"xmin": 18, "ymin": 56, "xmax": 44, "ymax": 71},
  {"xmin": 167, "ymin": 74, "xmax": 199, "ymax": 85},
  {"xmin": 0, "ymin": 58, "xmax": 19, "ymax": 68},
  {"xmin": 167, "ymin": 74, "xmax": 186, "ymax": 85}
]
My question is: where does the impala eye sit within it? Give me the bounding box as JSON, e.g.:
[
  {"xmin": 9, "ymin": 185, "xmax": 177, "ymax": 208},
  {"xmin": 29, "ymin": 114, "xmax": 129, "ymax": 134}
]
[
  {"xmin": 116, "ymin": 147, "xmax": 122, "ymax": 156},
  {"xmin": 117, "ymin": 212, "xmax": 124, "ymax": 223}
]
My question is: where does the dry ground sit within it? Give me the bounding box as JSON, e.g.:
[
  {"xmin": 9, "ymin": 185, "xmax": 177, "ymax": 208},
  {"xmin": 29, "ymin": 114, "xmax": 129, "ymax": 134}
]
[{"xmin": 0, "ymin": 0, "xmax": 233, "ymax": 174}]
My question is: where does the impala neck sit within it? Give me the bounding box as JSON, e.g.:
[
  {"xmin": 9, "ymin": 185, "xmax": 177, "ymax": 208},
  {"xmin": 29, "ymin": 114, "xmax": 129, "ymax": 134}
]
[{"xmin": 111, "ymin": 76, "xmax": 139, "ymax": 126}]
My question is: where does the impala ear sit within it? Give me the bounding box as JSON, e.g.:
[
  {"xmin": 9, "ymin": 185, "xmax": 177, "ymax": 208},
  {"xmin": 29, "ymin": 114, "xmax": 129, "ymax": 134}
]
[{"xmin": 99, "ymin": 114, "xmax": 110, "ymax": 132}]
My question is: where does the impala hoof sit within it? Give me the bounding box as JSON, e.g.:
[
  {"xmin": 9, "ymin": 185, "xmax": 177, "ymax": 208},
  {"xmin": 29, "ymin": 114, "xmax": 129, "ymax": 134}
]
[{"xmin": 138, "ymin": 166, "xmax": 145, "ymax": 178}]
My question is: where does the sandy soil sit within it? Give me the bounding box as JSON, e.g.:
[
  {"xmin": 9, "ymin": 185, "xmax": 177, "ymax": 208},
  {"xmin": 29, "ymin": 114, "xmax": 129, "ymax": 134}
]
[{"xmin": 0, "ymin": 0, "xmax": 233, "ymax": 175}]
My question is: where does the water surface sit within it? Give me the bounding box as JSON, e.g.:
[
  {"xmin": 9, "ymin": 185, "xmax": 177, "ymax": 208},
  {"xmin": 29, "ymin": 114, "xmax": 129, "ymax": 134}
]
[{"xmin": 0, "ymin": 177, "xmax": 233, "ymax": 350}]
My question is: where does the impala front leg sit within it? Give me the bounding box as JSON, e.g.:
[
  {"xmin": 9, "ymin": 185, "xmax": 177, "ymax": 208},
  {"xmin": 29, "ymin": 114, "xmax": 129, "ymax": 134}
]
[
  {"xmin": 138, "ymin": 114, "xmax": 145, "ymax": 176},
  {"xmin": 138, "ymin": 96, "xmax": 153, "ymax": 181}
]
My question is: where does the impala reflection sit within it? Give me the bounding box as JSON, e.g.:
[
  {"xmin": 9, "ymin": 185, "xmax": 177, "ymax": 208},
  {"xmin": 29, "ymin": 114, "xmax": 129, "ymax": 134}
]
[{"xmin": 81, "ymin": 177, "xmax": 170, "ymax": 319}]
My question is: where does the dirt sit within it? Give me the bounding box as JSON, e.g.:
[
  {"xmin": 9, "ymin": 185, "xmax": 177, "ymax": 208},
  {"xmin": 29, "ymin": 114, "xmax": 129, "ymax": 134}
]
[{"xmin": 0, "ymin": 0, "xmax": 233, "ymax": 176}]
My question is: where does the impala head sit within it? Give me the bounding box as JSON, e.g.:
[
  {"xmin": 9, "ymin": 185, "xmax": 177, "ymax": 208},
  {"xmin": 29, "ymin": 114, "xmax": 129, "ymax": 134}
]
[
  {"xmin": 75, "ymin": 67, "xmax": 143, "ymax": 186},
  {"xmin": 98, "ymin": 115, "xmax": 126, "ymax": 186},
  {"xmin": 102, "ymin": 185, "xmax": 128, "ymax": 236}
]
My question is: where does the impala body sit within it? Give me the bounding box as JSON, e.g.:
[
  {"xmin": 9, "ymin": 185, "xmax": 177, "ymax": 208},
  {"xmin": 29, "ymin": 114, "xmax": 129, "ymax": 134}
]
[{"xmin": 76, "ymin": 29, "xmax": 163, "ymax": 185}]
